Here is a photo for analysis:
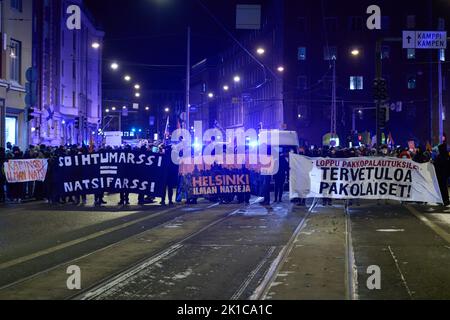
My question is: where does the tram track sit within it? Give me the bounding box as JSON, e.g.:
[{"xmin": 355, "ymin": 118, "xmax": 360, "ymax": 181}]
[
  {"xmin": 0, "ymin": 201, "xmax": 224, "ymax": 297},
  {"xmin": 72, "ymin": 197, "xmax": 266, "ymax": 300}
]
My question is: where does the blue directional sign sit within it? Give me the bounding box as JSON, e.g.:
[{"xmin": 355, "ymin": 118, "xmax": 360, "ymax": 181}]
[{"xmin": 403, "ymin": 31, "xmax": 447, "ymax": 49}]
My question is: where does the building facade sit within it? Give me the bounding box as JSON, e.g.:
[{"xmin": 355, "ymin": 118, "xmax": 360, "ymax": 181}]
[
  {"xmin": 0, "ymin": 0, "xmax": 33, "ymax": 149},
  {"xmin": 203, "ymin": 0, "xmax": 449, "ymax": 146},
  {"xmin": 283, "ymin": 0, "xmax": 449, "ymax": 146},
  {"xmin": 32, "ymin": 0, "xmax": 103, "ymax": 147}
]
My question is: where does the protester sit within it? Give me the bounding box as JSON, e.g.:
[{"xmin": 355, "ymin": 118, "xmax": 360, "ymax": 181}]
[
  {"xmin": 0, "ymin": 147, "xmax": 6, "ymax": 203},
  {"xmin": 434, "ymin": 144, "xmax": 450, "ymax": 206},
  {"xmin": 274, "ymin": 151, "xmax": 289, "ymax": 203}
]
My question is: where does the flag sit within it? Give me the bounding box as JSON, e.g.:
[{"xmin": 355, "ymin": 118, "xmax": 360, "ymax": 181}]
[
  {"xmin": 164, "ymin": 116, "xmax": 170, "ymax": 140},
  {"xmin": 387, "ymin": 132, "xmax": 395, "ymax": 147},
  {"xmin": 89, "ymin": 133, "xmax": 95, "ymax": 153}
]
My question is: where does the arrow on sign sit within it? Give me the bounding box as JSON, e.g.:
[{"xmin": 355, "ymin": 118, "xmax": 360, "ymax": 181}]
[{"xmin": 407, "ymin": 36, "xmax": 412, "ymax": 44}]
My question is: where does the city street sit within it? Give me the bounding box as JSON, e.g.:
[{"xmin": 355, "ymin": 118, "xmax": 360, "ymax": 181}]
[{"xmin": 1, "ymin": 194, "xmax": 450, "ymax": 300}]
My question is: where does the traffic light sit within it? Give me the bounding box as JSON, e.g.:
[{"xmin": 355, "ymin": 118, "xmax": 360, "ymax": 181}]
[
  {"xmin": 26, "ymin": 107, "xmax": 35, "ymax": 122},
  {"xmin": 378, "ymin": 106, "xmax": 389, "ymax": 129},
  {"xmin": 373, "ymin": 78, "xmax": 389, "ymax": 101},
  {"xmin": 75, "ymin": 117, "xmax": 80, "ymax": 129}
]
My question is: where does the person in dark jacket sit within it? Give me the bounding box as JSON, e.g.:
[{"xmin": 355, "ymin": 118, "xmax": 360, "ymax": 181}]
[
  {"xmin": 0, "ymin": 147, "xmax": 5, "ymax": 202},
  {"xmin": 274, "ymin": 152, "xmax": 289, "ymax": 203},
  {"xmin": 434, "ymin": 144, "xmax": 450, "ymax": 206}
]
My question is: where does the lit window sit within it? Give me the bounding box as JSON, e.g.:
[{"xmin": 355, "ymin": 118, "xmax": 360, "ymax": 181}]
[
  {"xmin": 11, "ymin": 0, "xmax": 22, "ymax": 12},
  {"xmin": 9, "ymin": 39, "xmax": 21, "ymax": 82},
  {"xmin": 298, "ymin": 47, "xmax": 306, "ymax": 60},
  {"xmin": 407, "ymin": 76, "xmax": 417, "ymax": 89},
  {"xmin": 381, "ymin": 46, "xmax": 390, "ymax": 59},
  {"xmin": 407, "ymin": 49, "xmax": 416, "ymax": 59},
  {"xmin": 440, "ymin": 49, "xmax": 446, "ymax": 62},
  {"xmin": 350, "ymin": 76, "xmax": 363, "ymax": 90}
]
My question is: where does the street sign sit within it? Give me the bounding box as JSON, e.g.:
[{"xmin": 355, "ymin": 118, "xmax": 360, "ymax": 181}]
[{"xmin": 403, "ymin": 31, "xmax": 447, "ymax": 49}]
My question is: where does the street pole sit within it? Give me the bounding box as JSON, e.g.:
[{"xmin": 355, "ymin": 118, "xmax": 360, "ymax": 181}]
[
  {"xmin": 438, "ymin": 53, "xmax": 444, "ymax": 143},
  {"xmin": 375, "ymin": 39, "xmax": 383, "ymax": 150},
  {"xmin": 186, "ymin": 26, "xmax": 191, "ymax": 132}
]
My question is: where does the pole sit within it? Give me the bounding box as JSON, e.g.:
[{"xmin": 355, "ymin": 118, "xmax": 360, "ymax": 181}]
[
  {"xmin": 186, "ymin": 26, "xmax": 191, "ymax": 132},
  {"xmin": 331, "ymin": 57, "xmax": 337, "ymax": 136},
  {"xmin": 438, "ymin": 54, "xmax": 443, "ymax": 143},
  {"xmin": 375, "ymin": 39, "xmax": 382, "ymax": 150}
]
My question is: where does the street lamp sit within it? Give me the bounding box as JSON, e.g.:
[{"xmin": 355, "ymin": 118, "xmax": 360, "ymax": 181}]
[
  {"xmin": 112, "ymin": 107, "xmax": 116, "ymax": 111},
  {"xmin": 351, "ymin": 49, "xmax": 360, "ymax": 56},
  {"xmin": 124, "ymin": 75, "xmax": 131, "ymax": 82},
  {"xmin": 135, "ymin": 92, "xmax": 141, "ymax": 98},
  {"xmin": 165, "ymin": 107, "xmax": 170, "ymax": 113},
  {"xmin": 110, "ymin": 62, "xmax": 119, "ymax": 70},
  {"xmin": 134, "ymin": 84, "xmax": 141, "ymax": 90},
  {"xmin": 223, "ymin": 85, "xmax": 229, "ymax": 91},
  {"xmin": 145, "ymin": 106, "xmax": 150, "ymax": 111},
  {"xmin": 105, "ymin": 109, "xmax": 110, "ymax": 113},
  {"xmin": 277, "ymin": 66, "xmax": 285, "ymax": 73},
  {"xmin": 208, "ymin": 92, "xmax": 214, "ymax": 98},
  {"xmin": 256, "ymin": 47, "xmax": 265, "ymax": 55},
  {"xmin": 91, "ymin": 42, "xmax": 100, "ymax": 49},
  {"xmin": 233, "ymin": 75, "xmax": 241, "ymax": 83}
]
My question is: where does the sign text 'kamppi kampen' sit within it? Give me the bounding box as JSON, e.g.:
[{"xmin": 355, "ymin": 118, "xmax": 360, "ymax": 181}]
[
  {"xmin": 290, "ymin": 154, "xmax": 443, "ymax": 203},
  {"xmin": 52, "ymin": 152, "xmax": 167, "ymax": 196}
]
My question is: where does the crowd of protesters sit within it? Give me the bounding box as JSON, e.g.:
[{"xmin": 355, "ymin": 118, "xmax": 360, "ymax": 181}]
[{"xmin": 1, "ymin": 140, "xmax": 450, "ymax": 207}]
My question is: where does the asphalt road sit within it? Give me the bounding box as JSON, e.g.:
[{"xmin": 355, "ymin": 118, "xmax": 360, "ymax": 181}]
[{"xmin": 1, "ymin": 194, "xmax": 450, "ymax": 300}]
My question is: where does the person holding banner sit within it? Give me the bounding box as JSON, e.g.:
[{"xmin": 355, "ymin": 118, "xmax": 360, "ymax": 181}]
[
  {"xmin": 434, "ymin": 144, "xmax": 450, "ymax": 206},
  {"xmin": 274, "ymin": 152, "xmax": 289, "ymax": 203},
  {"xmin": 0, "ymin": 147, "xmax": 5, "ymax": 203}
]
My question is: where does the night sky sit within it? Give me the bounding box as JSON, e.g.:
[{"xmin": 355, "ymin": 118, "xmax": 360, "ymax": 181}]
[{"xmin": 84, "ymin": 0, "xmax": 255, "ymax": 92}]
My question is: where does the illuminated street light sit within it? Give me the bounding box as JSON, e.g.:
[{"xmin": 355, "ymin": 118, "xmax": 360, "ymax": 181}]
[
  {"xmin": 105, "ymin": 109, "xmax": 110, "ymax": 113},
  {"xmin": 134, "ymin": 84, "xmax": 141, "ymax": 90},
  {"xmin": 208, "ymin": 92, "xmax": 214, "ymax": 98},
  {"xmin": 351, "ymin": 49, "xmax": 360, "ymax": 56},
  {"xmin": 233, "ymin": 75, "xmax": 241, "ymax": 83},
  {"xmin": 256, "ymin": 47, "xmax": 265, "ymax": 55},
  {"xmin": 91, "ymin": 42, "xmax": 100, "ymax": 49},
  {"xmin": 223, "ymin": 85, "xmax": 229, "ymax": 91},
  {"xmin": 124, "ymin": 75, "xmax": 131, "ymax": 82},
  {"xmin": 135, "ymin": 92, "xmax": 141, "ymax": 98},
  {"xmin": 277, "ymin": 66, "xmax": 285, "ymax": 73},
  {"xmin": 110, "ymin": 62, "xmax": 119, "ymax": 70},
  {"xmin": 165, "ymin": 107, "xmax": 170, "ymax": 113},
  {"xmin": 123, "ymin": 106, "xmax": 127, "ymax": 109},
  {"xmin": 145, "ymin": 106, "xmax": 150, "ymax": 111},
  {"xmin": 112, "ymin": 107, "xmax": 116, "ymax": 111}
]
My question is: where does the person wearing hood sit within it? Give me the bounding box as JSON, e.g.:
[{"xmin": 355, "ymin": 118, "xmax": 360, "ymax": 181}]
[{"xmin": 434, "ymin": 144, "xmax": 450, "ymax": 206}]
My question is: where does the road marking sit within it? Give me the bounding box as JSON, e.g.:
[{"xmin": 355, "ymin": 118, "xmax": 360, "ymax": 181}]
[
  {"xmin": 79, "ymin": 210, "xmax": 240, "ymax": 300},
  {"xmin": 231, "ymin": 246, "xmax": 276, "ymax": 300},
  {"xmin": 376, "ymin": 229, "xmax": 405, "ymax": 233},
  {"xmin": 249, "ymin": 209, "xmax": 310, "ymax": 300},
  {"xmin": 345, "ymin": 208, "xmax": 359, "ymax": 301},
  {"xmin": 406, "ymin": 205, "xmax": 450, "ymax": 244},
  {"xmin": 388, "ymin": 245, "xmax": 413, "ymax": 299},
  {"xmin": 82, "ymin": 243, "xmax": 184, "ymax": 300},
  {"xmin": 0, "ymin": 205, "xmax": 200, "ymax": 270},
  {"xmin": 77, "ymin": 199, "xmax": 262, "ymax": 300}
]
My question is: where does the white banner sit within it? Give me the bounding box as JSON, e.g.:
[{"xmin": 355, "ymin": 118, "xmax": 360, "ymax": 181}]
[
  {"xmin": 4, "ymin": 159, "xmax": 48, "ymax": 183},
  {"xmin": 289, "ymin": 154, "xmax": 443, "ymax": 204}
]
